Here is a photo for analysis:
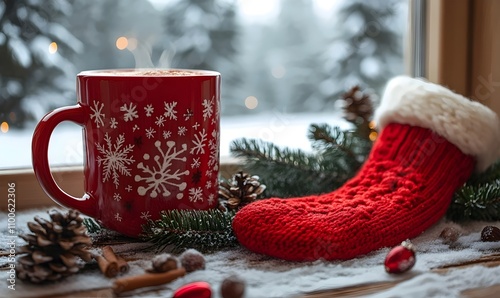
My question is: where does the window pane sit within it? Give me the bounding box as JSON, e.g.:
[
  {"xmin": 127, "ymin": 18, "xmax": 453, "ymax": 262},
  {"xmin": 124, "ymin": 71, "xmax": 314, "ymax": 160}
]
[{"xmin": 0, "ymin": 0, "xmax": 408, "ymax": 169}]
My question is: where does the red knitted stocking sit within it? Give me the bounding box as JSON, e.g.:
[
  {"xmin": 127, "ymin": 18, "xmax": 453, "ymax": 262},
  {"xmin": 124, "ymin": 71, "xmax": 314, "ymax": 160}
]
[{"xmin": 232, "ymin": 77, "xmax": 500, "ymax": 261}]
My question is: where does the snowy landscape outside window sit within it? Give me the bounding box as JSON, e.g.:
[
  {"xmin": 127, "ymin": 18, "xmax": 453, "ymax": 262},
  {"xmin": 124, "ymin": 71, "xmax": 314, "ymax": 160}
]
[{"xmin": 0, "ymin": 0, "xmax": 408, "ymax": 169}]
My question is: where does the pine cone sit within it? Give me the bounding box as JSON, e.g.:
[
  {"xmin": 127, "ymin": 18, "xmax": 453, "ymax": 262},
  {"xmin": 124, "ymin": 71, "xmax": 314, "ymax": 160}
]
[
  {"xmin": 341, "ymin": 85, "xmax": 374, "ymax": 125},
  {"xmin": 16, "ymin": 209, "xmax": 93, "ymax": 283},
  {"xmin": 219, "ymin": 172, "xmax": 266, "ymax": 211}
]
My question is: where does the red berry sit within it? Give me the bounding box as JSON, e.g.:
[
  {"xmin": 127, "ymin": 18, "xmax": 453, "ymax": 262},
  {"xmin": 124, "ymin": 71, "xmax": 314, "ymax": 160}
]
[
  {"xmin": 173, "ymin": 281, "xmax": 212, "ymax": 298},
  {"xmin": 384, "ymin": 241, "xmax": 416, "ymax": 274}
]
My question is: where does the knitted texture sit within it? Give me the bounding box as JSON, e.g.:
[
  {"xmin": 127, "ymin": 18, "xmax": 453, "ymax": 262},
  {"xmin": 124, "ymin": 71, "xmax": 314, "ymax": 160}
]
[{"xmin": 232, "ymin": 123, "xmax": 475, "ymax": 261}]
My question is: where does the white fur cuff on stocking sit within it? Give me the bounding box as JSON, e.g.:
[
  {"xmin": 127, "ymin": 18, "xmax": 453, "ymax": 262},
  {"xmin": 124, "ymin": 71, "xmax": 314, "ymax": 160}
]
[{"xmin": 374, "ymin": 76, "xmax": 500, "ymax": 172}]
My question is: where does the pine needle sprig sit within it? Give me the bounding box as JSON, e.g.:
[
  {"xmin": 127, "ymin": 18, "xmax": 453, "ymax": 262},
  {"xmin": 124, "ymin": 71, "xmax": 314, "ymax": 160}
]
[
  {"xmin": 230, "ymin": 139, "xmax": 331, "ymax": 197},
  {"xmin": 308, "ymin": 124, "xmax": 371, "ymax": 163},
  {"xmin": 447, "ymin": 182, "xmax": 500, "ymax": 221},
  {"xmin": 141, "ymin": 209, "xmax": 238, "ymax": 253},
  {"xmin": 447, "ymin": 162, "xmax": 500, "ymax": 221},
  {"xmin": 308, "ymin": 124, "xmax": 358, "ymax": 161},
  {"xmin": 230, "ymin": 139, "xmax": 319, "ymax": 172}
]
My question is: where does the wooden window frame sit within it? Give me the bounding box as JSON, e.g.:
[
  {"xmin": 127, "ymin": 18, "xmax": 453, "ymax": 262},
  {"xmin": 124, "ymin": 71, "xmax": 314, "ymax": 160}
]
[{"xmin": 424, "ymin": 0, "xmax": 500, "ymax": 110}]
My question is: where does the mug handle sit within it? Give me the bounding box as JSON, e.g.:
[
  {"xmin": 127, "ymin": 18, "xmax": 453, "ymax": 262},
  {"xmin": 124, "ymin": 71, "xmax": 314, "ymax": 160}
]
[{"xmin": 32, "ymin": 105, "xmax": 97, "ymax": 217}]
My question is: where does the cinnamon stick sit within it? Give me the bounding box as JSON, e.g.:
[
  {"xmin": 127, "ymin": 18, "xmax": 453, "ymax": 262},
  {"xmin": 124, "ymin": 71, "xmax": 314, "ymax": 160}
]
[
  {"xmin": 113, "ymin": 268, "xmax": 186, "ymax": 294},
  {"xmin": 96, "ymin": 255, "xmax": 119, "ymax": 278},
  {"xmin": 102, "ymin": 246, "xmax": 119, "ymax": 263},
  {"xmin": 116, "ymin": 255, "xmax": 130, "ymax": 274}
]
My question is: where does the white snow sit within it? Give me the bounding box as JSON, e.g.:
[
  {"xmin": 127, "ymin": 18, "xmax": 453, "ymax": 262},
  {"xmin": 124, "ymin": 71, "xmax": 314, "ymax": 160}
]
[{"xmin": 1, "ymin": 209, "xmax": 500, "ymax": 297}]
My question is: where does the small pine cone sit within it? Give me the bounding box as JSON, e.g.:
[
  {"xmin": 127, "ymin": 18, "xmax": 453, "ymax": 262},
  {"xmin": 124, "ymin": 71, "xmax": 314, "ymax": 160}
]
[
  {"xmin": 16, "ymin": 209, "xmax": 93, "ymax": 283},
  {"xmin": 341, "ymin": 85, "xmax": 374, "ymax": 124},
  {"xmin": 219, "ymin": 172, "xmax": 266, "ymax": 211}
]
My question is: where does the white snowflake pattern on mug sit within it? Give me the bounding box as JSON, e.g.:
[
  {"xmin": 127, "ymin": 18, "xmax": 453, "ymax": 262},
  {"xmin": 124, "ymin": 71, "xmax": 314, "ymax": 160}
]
[
  {"xmin": 190, "ymin": 129, "xmax": 207, "ymax": 155},
  {"xmin": 164, "ymin": 101, "xmax": 178, "ymax": 120},
  {"xmin": 183, "ymin": 109, "xmax": 194, "ymax": 121},
  {"xmin": 120, "ymin": 103, "xmax": 139, "ymax": 122},
  {"xmin": 96, "ymin": 133, "xmax": 135, "ymax": 189},
  {"xmin": 140, "ymin": 211, "xmax": 151, "ymax": 221},
  {"xmin": 109, "ymin": 117, "xmax": 118, "ymax": 129},
  {"xmin": 208, "ymin": 193, "xmax": 215, "ymax": 205},
  {"xmin": 178, "ymin": 126, "xmax": 187, "ymax": 136},
  {"xmin": 201, "ymin": 98, "xmax": 214, "ymax": 121},
  {"xmin": 144, "ymin": 104, "xmax": 154, "ymax": 117},
  {"xmin": 208, "ymin": 130, "xmax": 219, "ymax": 171},
  {"xmin": 135, "ymin": 140, "xmax": 189, "ymax": 199},
  {"xmin": 90, "ymin": 101, "xmax": 105, "ymax": 128},
  {"xmin": 145, "ymin": 127, "xmax": 156, "ymax": 139},
  {"xmin": 188, "ymin": 187, "xmax": 203, "ymax": 203},
  {"xmin": 155, "ymin": 115, "xmax": 166, "ymax": 127}
]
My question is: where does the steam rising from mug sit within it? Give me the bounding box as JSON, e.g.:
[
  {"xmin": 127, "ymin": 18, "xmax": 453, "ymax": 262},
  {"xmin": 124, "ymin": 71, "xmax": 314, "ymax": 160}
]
[{"xmin": 131, "ymin": 42, "xmax": 176, "ymax": 69}]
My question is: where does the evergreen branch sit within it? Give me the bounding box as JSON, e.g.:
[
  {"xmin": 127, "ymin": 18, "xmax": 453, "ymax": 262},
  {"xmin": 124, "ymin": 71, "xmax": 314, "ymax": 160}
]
[
  {"xmin": 447, "ymin": 181, "xmax": 500, "ymax": 221},
  {"xmin": 230, "ymin": 138, "xmax": 319, "ymax": 172},
  {"xmin": 229, "ymin": 129, "xmax": 372, "ymax": 197},
  {"xmin": 82, "ymin": 217, "xmax": 102, "ymax": 234},
  {"xmin": 447, "ymin": 161, "xmax": 500, "ymax": 221},
  {"xmin": 343, "ymin": 130, "xmax": 373, "ymax": 162},
  {"xmin": 141, "ymin": 209, "xmax": 238, "ymax": 253},
  {"xmin": 230, "ymin": 138, "xmax": 348, "ymax": 197},
  {"xmin": 308, "ymin": 124, "xmax": 359, "ymax": 163}
]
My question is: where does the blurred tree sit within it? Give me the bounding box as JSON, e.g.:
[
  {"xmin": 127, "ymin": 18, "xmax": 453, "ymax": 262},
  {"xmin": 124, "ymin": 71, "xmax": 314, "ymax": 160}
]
[
  {"xmin": 320, "ymin": 0, "xmax": 406, "ymax": 105},
  {"xmin": 272, "ymin": 0, "xmax": 328, "ymax": 112},
  {"xmin": 159, "ymin": 0, "xmax": 240, "ymax": 114},
  {"xmin": 0, "ymin": 0, "xmax": 82, "ymax": 128},
  {"xmin": 237, "ymin": 25, "xmax": 276, "ymax": 114},
  {"xmin": 68, "ymin": 0, "xmax": 163, "ymax": 71},
  {"xmin": 235, "ymin": 0, "xmax": 328, "ymax": 114}
]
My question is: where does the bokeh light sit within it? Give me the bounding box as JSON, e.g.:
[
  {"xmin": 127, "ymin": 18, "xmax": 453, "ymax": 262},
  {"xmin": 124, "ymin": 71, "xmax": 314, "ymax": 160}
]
[
  {"xmin": 1, "ymin": 122, "xmax": 9, "ymax": 133},
  {"xmin": 116, "ymin": 37, "xmax": 128, "ymax": 50},
  {"xmin": 245, "ymin": 96, "xmax": 259, "ymax": 109},
  {"xmin": 48, "ymin": 42, "xmax": 58, "ymax": 54}
]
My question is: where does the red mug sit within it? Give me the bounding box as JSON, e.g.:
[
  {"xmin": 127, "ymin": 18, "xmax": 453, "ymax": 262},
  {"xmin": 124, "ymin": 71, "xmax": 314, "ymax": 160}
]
[{"xmin": 32, "ymin": 69, "xmax": 221, "ymax": 237}]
